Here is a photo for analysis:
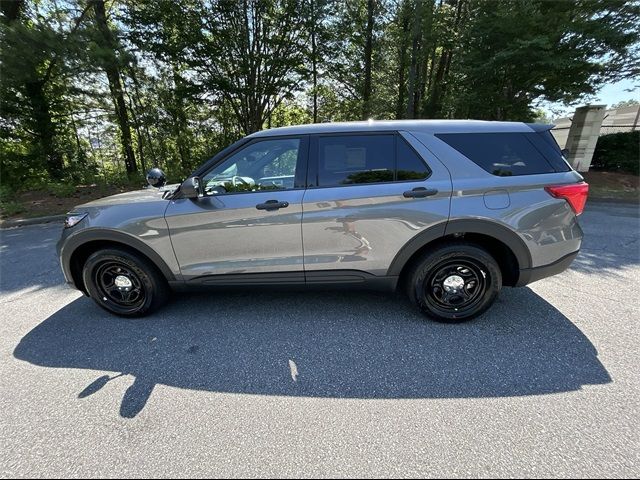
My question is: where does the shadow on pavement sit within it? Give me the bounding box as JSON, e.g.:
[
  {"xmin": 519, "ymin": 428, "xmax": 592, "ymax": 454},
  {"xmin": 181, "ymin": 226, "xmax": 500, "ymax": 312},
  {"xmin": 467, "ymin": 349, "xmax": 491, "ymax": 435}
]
[{"xmin": 14, "ymin": 287, "xmax": 611, "ymax": 418}]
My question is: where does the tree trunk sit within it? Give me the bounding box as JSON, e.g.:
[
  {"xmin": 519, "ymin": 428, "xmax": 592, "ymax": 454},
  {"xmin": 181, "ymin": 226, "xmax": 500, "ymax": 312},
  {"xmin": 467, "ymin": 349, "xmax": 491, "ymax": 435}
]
[
  {"xmin": 311, "ymin": 0, "xmax": 319, "ymax": 123},
  {"xmin": 423, "ymin": 50, "xmax": 448, "ymax": 118},
  {"xmin": 24, "ymin": 80, "xmax": 64, "ymax": 178},
  {"xmin": 424, "ymin": 0, "xmax": 464, "ymax": 118},
  {"xmin": 92, "ymin": 0, "xmax": 137, "ymax": 175},
  {"xmin": 126, "ymin": 92, "xmax": 147, "ymax": 173},
  {"xmin": 395, "ymin": 2, "xmax": 411, "ymax": 119},
  {"xmin": 424, "ymin": 1, "xmax": 442, "ymax": 113},
  {"xmin": 406, "ymin": 0, "xmax": 424, "ymax": 119},
  {"xmin": 417, "ymin": 1, "xmax": 435, "ymax": 116},
  {"xmin": 362, "ymin": 0, "xmax": 375, "ymax": 120},
  {"xmin": 172, "ymin": 69, "xmax": 192, "ymax": 174},
  {"xmin": 128, "ymin": 67, "xmax": 159, "ymax": 166},
  {"xmin": 0, "ymin": 0, "xmax": 24, "ymax": 23}
]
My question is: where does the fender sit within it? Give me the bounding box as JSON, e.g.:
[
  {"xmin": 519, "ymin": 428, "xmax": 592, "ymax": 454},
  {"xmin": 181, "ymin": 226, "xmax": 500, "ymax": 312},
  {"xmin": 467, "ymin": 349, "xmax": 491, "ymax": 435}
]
[
  {"xmin": 60, "ymin": 228, "xmax": 177, "ymax": 286},
  {"xmin": 386, "ymin": 218, "xmax": 531, "ymax": 276}
]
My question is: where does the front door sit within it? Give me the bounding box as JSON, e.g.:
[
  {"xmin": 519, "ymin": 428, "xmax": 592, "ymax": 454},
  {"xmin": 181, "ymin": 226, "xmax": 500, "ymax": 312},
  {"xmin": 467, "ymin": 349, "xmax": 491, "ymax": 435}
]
[{"xmin": 165, "ymin": 136, "xmax": 308, "ymax": 284}]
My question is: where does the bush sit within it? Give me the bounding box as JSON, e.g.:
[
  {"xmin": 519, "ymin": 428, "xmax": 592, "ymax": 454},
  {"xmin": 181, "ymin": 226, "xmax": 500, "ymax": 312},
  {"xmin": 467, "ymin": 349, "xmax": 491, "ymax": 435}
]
[
  {"xmin": 47, "ymin": 182, "xmax": 77, "ymax": 198},
  {"xmin": 0, "ymin": 184, "xmax": 13, "ymax": 202},
  {"xmin": 0, "ymin": 200, "xmax": 25, "ymax": 217},
  {"xmin": 592, "ymin": 131, "xmax": 640, "ymax": 175}
]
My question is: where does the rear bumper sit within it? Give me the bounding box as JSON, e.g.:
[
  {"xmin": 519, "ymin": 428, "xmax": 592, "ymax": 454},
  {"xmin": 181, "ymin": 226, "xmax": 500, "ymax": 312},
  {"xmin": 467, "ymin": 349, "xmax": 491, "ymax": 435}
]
[{"xmin": 516, "ymin": 250, "xmax": 579, "ymax": 287}]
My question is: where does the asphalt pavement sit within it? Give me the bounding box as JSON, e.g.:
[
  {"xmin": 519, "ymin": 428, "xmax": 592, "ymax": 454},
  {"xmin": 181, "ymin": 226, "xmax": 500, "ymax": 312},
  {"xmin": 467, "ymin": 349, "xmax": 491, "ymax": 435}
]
[{"xmin": 0, "ymin": 201, "xmax": 638, "ymax": 478}]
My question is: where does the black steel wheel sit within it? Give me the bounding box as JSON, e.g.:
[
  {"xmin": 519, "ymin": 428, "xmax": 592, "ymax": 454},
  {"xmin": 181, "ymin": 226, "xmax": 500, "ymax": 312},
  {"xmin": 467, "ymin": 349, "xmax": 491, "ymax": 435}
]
[
  {"xmin": 406, "ymin": 242, "xmax": 502, "ymax": 322},
  {"xmin": 82, "ymin": 248, "xmax": 169, "ymax": 317}
]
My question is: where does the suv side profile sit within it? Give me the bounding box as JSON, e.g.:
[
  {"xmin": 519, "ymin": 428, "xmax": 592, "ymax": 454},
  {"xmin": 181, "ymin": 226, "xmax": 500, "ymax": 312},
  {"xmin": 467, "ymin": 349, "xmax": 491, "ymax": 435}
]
[{"xmin": 57, "ymin": 120, "xmax": 587, "ymax": 322}]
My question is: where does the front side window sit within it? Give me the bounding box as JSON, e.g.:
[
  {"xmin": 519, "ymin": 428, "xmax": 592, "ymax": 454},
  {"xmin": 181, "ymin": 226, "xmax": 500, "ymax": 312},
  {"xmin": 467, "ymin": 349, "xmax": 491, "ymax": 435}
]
[
  {"xmin": 202, "ymin": 138, "xmax": 300, "ymax": 195},
  {"xmin": 316, "ymin": 134, "xmax": 430, "ymax": 187}
]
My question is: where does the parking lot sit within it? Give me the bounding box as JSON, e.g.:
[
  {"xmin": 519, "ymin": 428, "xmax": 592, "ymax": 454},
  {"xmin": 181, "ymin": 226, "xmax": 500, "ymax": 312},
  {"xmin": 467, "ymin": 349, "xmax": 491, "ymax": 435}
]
[{"xmin": 1, "ymin": 201, "xmax": 638, "ymax": 478}]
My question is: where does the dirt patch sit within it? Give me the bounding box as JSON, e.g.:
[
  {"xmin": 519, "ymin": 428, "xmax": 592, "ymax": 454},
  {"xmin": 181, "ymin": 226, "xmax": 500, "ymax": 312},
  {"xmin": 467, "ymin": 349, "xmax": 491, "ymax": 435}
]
[{"xmin": 0, "ymin": 184, "xmax": 141, "ymax": 220}]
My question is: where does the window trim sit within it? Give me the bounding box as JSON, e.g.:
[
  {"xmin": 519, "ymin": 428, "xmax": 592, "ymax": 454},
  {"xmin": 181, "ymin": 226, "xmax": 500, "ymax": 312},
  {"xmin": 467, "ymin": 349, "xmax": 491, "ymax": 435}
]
[
  {"xmin": 307, "ymin": 131, "xmax": 432, "ymax": 189},
  {"xmin": 197, "ymin": 134, "xmax": 310, "ymax": 196},
  {"xmin": 524, "ymin": 131, "xmax": 571, "ymax": 173},
  {"xmin": 435, "ymin": 132, "xmax": 567, "ymax": 177}
]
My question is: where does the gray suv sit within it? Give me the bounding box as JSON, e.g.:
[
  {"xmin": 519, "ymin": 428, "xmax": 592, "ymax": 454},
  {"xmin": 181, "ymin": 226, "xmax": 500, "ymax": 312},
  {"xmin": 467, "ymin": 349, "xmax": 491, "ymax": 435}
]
[{"xmin": 57, "ymin": 120, "xmax": 588, "ymax": 322}]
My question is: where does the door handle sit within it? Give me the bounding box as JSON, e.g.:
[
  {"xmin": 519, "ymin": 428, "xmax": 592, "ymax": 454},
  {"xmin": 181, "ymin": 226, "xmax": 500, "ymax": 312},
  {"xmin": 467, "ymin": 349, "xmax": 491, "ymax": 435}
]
[
  {"xmin": 256, "ymin": 200, "xmax": 289, "ymax": 211},
  {"xmin": 403, "ymin": 187, "xmax": 438, "ymax": 198}
]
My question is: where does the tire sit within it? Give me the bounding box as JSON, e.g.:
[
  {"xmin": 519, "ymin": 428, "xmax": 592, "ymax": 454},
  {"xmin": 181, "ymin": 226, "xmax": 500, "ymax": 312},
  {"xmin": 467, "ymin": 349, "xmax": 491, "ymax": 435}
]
[
  {"xmin": 406, "ymin": 242, "xmax": 502, "ymax": 323},
  {"xmin": 82, "ymin": 248, "xmax": 169, "ymax": 317}
]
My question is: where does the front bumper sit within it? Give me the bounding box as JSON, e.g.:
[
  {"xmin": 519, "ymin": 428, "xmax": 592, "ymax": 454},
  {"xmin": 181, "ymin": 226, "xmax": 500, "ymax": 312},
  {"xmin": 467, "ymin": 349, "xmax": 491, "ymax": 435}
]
[
  {"xmin": 56, "ymin": 228, "xmax": 76, "ymax": 287},
  {"xmin": 516, "ymin": 250, "xmax": 580, "ymax": 287}
]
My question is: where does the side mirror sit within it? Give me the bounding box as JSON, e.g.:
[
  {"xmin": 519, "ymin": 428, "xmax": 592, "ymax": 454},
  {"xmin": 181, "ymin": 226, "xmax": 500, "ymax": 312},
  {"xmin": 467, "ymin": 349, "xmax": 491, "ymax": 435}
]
[
  {"xmin": 180, "ymin": 176, "xmax": 202, "ymax": 199},
  {"xmin": 146, "ymin": 167, "xmax": 166, "ymax": 188},
  {"xmin": 561, "ymin": 148, "xmax": 570, "ymax": 158}
]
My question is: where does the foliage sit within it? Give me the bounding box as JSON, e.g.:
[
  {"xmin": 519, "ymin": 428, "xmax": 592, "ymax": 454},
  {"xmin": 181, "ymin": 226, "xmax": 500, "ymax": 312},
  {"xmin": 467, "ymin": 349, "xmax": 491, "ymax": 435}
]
[
  {"xmin": 0, "ymin": 183, "xmax": 12, "ymax": 201},
  {"xmin": 612, "ymin": 99, "xmax": 640, "ymax": 108},
  {"xmin": 0, "ymin": 0, "xmax": 639, "ymax": 192},
  {"xmin": 0, "ymin": 199, "xmax": 25, "ymax": 216},
  {"xmin": 47, "ymin": 182, "xmax": 77, "ymax": 198},
  {"xmin": 592, "ymin": 131, "xmax": 640, "ymax": 175}
]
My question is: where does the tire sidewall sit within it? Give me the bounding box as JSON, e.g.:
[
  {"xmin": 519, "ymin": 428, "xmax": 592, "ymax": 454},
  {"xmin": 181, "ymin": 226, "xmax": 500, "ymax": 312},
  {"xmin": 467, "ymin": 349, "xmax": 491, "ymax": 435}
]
[
  {"xmin": 82, "ymin": 249, "xmax": 161, "ymax": 317},
  {"xmin": 412, "ymin": 245, "xmax": 502, "ymax": 322}
]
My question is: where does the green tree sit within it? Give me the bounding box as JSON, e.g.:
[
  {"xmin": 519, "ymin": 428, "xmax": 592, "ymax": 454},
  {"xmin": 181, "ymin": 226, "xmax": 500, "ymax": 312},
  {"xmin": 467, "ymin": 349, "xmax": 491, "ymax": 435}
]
[
  {"xmin": 449, "ymin": 0, "xmax": 640, "ymax": 121},
  {"xmin": 191, "ymin": 0, "xmax": 311, "ymax": 134},
  {"xmin": 89, "ymin": 0, "xmax": 137, "ymax": 174},
  {"xmin": 612, "ymin": 99, "xmax": 639, "ymax": 108},
  {"xmin": 0, "ymin": 0, "xmax": 90, "ymax": 180},
  {"xmin": 320, "ymin": 0, "xmax": 388, "ymax": 121}
]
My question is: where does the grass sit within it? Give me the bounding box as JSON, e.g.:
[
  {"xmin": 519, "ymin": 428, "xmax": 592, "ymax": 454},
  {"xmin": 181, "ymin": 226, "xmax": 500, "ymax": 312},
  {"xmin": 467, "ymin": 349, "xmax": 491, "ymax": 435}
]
[
  {"xmin": 582, "ymin": 171, "xmax": 639, "ymax": 202},
  {"xmin": 0, "ymin": 200, "xmax": 26, "ymax": 217}
]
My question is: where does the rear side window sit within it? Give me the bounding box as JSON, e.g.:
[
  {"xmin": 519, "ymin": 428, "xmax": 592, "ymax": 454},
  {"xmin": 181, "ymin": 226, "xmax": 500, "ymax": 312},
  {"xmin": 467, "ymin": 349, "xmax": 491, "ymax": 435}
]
[
  {"xmin": 316, "ymin": 134, "xmax": 430, "ymax": 186},
  {"xmin": 436, "ymin": 132, "xmax": 569, "ymax": 176}
]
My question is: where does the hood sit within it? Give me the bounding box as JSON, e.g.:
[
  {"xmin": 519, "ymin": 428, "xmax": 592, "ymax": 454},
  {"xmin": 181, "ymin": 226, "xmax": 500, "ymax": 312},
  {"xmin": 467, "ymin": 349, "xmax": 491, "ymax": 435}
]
[{"xmin": 74, "ymin": 184, "xmax": 180, "ymax": 209}]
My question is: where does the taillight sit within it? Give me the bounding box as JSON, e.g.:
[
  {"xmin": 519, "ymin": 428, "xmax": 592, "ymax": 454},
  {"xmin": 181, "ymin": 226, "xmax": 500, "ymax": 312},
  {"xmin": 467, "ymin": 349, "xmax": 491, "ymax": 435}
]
[{"xmin": 545, "ymin": 182, "xmax": 589, "ymax": 215}]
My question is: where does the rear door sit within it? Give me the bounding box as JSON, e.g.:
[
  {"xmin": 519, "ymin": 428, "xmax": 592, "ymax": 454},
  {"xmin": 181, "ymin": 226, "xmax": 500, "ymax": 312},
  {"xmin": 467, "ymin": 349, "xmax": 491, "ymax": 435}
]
[{"xmin": 301, "ymin": 131, "xmax": 452, "ymax": 279}]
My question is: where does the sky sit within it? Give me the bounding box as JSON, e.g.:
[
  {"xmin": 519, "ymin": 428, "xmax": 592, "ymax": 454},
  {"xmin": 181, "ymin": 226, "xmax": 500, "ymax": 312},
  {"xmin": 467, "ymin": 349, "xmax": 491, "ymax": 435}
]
[{"xmin": 542, "ymin": 78, "xmax": 640, "ymax": 120}]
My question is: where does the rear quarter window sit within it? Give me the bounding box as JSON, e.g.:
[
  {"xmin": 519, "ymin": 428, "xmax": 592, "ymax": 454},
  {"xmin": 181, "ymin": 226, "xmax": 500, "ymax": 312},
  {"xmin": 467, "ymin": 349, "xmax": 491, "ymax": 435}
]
[{"xmin": 436, "ymin": 132, "xmax": 570, "ymax": 176}]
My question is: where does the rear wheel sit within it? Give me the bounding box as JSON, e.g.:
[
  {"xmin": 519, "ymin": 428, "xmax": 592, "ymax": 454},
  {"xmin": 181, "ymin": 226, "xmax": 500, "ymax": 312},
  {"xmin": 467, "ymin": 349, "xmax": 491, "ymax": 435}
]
[
  {"xmin": 406, "ymin": 242, "xmax": 502, "ymax": 323},
  {"xmin": 82, "ymin": 248, "xmax": 169, "ymax": 317}
]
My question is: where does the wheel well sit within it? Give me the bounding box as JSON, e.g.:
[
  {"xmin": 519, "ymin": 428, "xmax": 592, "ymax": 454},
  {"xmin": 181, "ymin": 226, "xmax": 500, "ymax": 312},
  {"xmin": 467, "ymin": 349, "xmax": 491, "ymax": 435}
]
[
  {"xmin": 398, "ymin": 233, "xmax": 520, "ymax": 287},
  {"xmin": 69, "ymin": 240, "xmax": 167, "ymax": 294}
]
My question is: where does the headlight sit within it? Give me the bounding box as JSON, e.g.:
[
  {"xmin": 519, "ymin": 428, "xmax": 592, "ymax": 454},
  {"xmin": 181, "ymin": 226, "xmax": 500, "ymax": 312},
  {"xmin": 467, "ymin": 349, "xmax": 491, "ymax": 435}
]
[{"xmin": 64, "ymin": 213, "xmax": 88, "ymax": 229}]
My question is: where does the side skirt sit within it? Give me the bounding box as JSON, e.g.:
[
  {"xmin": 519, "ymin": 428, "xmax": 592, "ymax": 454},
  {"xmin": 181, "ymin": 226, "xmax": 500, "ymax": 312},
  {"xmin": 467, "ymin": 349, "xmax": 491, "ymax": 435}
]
[{"xmin": 170, "ymin": 270, "xmax": 399, "ymax": 293}]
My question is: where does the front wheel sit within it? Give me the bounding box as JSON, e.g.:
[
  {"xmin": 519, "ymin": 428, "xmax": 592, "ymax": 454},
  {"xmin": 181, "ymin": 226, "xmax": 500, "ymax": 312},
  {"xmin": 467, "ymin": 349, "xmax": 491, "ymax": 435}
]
[
  {"xmin": 82, "ymin": 248, "xmax": 169, "ymax": 317},
  {"xmin": 406, "ymin": 242, "xmax": 502, "ymax": 323}
]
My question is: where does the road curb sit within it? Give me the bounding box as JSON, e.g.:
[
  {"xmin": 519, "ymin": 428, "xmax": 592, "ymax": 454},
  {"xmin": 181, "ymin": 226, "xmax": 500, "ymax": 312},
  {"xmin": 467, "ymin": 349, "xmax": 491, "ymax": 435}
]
[{"xmin": 0, "ymin": 214, "xmax": 66, "ymax": 229}]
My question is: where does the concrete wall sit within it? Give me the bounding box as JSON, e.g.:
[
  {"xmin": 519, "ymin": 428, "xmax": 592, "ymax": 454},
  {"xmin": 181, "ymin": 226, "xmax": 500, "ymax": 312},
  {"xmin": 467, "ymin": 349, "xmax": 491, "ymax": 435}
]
[
  {"xmin": 551, "ymin": 104, "xmax": 640, "ymax": 157},
  {"xmin": 561, "ymin": 105, "xmax": 606, "ymax": 172}
]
